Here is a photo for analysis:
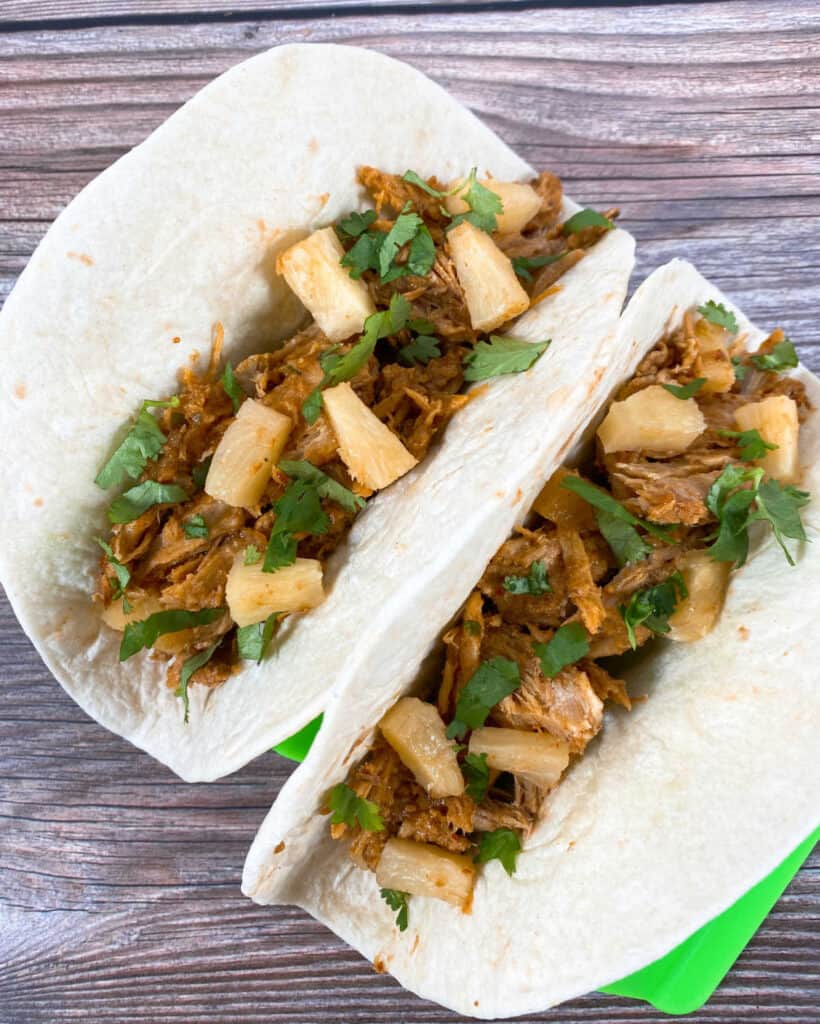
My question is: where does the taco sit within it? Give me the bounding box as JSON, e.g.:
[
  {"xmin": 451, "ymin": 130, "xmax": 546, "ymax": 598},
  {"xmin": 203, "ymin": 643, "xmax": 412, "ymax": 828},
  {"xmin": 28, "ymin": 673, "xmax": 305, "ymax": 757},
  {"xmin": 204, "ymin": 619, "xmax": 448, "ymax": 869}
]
[
  {"xmin": 242, "ymin": 259, "xmax": 819, "ymax": 1017},
  {"xmin": 0, "ymin": 43, "xmax": 634, "ymax": 782}
]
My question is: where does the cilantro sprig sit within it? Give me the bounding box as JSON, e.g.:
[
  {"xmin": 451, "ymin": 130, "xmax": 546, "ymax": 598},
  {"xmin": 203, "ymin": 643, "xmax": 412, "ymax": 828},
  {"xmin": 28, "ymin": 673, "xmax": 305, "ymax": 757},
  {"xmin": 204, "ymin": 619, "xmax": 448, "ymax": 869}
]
[
  {"xmin": 697, "ymin": 300, "xmax": 739, "ymax": 334},
  {"xmin": 533, "ymin": 621, "xmax": 589, "ymax": 677},
  {"xmin": 562, "ymin": 209, "xmax": 615, "ymax": 235},
  {"xmin": 474, "ymin": 828, "xmax": 522, "ymax": 876},
  {"xmin": 462, "ymin": 751, "xmax": 490, "ymax": 803},
  {"xmin": 560, "ymin": 475, "xmax": 673, "ymax": 543},
  {"xmin": 119, "ymin": 607, "xmax": 224, "ymax": 661},
  {"xmin": 340, "ymin": 203, "xmax": 436, "ymax": 283},
  {"xmin": 175, "ymin": 641, "xmax": 219, "ymax": 724},
  {"xmin": 447, "ymin": 170, "xmax": 503, "ymax": 233},
  {"xmin": 263, "ymin": 478, "xmax": 330, "ymax": 573},
  {"xmin": 511, "ymin": 252, "xmax": 566, "ymax": 282},
  {"xmin": 502, "ymin": 560, "xmax": 551, "ymax": 595},
  {"xmin": 221, "ymin": 362, "xmax": 243, "ymax": 413},
  {"xmin": 662, "ymin": 378, "xmax": 706, "ymax": 400},
  {"xmin": 95, "ymin": 538, "xmax": 131, "ymax": 607},
  {"xmin": 279, "ymin": 459, "xmax": 365, "ymax": 514},
  {"xmin": 750, "ymin": 339, "xmax": 798, "ymax": 373},
  {"xmin": 463, "ymin": 335, "xmax": 550, "ymax": 382},
  {"xmin": 446, "ymin": 657, "xmax": 520, "ymax": 740},
  {"xmin": 327, "ymin": 783, "xmax": 384, "ymax": 831},
  {"xmin": 718, "ymin": 429, "xmax": 777, "ymax": 462},
  {"xmin": 620, "ymin": 572, "xmax": 687, "ymax": 649},
  {"xmin": 182, "ymin": 514, "xmax": 209, "ymax": 539},
  {"xmin": 95, "ymin": 397, "xmax": 179, "ymax": 490},
  {"xmin": 380, "ymin": 888, "xmax": 410, "ymax": 932},
  {"xmin": 107, "ymin": 480, "xmax": 188, "ymax": 524},
  {"xmin": 236, "ymin": 613, "xmax": 281, "ymax": 663}
]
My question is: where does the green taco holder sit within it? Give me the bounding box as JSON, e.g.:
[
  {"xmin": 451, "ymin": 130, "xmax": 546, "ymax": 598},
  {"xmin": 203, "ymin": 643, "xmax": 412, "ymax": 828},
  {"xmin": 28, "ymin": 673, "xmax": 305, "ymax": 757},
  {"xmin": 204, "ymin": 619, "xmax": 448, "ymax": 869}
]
[{"xmin": 275, "ymin": 717, "xmax": 817, "ymax": 1015}]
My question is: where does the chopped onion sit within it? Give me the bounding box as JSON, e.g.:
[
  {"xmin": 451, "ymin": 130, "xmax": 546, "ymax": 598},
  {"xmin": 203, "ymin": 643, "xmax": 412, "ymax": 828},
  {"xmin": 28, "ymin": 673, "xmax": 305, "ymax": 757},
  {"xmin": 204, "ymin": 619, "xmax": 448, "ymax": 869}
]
[
  {"xmin": 205, "ymin": 399, "xmax": 292, "ymax": 510},
  {"xmin": 376, "ymin": 838, "xmax": 476, "ymax": 910},
  {"xmin": 447, "ymin": 221, "xmax": 530, "ymax": 333},
  {"xmin": 735, "ymin": 395, "xmax": 800, "ymax": 483},
  {"xmin": 226, "ymin": 556, "xmax": 324, "ymax": 627},
  {"xmin": 323, "ymin": 382, "xmax": 417, "ymax": 490},
  {"xmin": 469, "ymin": 726, "xmax": 569, "ymax": 788},
  {"xmin": 667, "ymin": 551, "xmax": 731, "ymax": 643},
  {"xmin": 277, "ymin": 226, "xmax": 375, "ymax": 342},
  {"xmin": 380, "ymin": 697, "xmax": 465, "ymax": 799},
  {"xmin": 597, "ymin": 384, "xmax": 706, "ymax": 454}
]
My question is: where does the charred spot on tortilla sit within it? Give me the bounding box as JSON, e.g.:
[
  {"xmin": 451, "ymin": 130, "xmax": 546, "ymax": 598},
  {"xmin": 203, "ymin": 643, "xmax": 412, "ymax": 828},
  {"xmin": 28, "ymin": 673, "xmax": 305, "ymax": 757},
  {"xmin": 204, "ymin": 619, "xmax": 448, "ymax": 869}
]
[
  {"xmin": 327, "ymin": 302, "xmax": 812, "ymax": 920},
  {"xmin": 93, "ymin": 165, "xmax": 616, "ymax": 719}
]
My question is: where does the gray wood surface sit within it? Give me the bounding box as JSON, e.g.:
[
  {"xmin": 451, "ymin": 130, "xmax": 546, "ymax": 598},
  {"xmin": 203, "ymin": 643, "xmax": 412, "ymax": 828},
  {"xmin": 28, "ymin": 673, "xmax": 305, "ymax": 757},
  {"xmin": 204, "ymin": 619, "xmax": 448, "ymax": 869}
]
[{"xmin": 1, "ymin": 3, "xmax": 818, "ymax": 1022}]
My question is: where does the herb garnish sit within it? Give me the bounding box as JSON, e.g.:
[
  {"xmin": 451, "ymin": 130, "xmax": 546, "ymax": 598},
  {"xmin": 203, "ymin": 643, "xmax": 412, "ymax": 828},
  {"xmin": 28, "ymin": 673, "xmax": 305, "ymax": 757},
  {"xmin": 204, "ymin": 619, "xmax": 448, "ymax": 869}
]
[
  {"xmin": 560, "ymin": 475, "xmax": 673, "ymax": 543},
  {"xmin": 182, "ymin": 514, "xmax": 209, "ymax": 539},
  {"xmin": 107, "ymin": 480, "xmax": 188, "ymax": 524},
  {"xmin": 463, "ymin": 335, "xmax": 550, "ymax": 382},
  {"xmin": 263, "ymin": 478, "xmax": 330, "ymax": 573},
  {"xmin": 399, "ymin": 332, "xmax": 441, "ymax": 367},
  {"xmin": 221, "ymin": 362, "xmax": 243, "ymax": 413},
  {"xmin": 697, "ymin": 300, "xmax": 739, "ymax": 334},
  {"xmin": 341, "ymin": 203, "xmax": 436, "ymax": 283},
  {"xmin": 474, "ymin": 828, "xmax": 522, "ymax": 876},
  {"xmin": 750, "ymin": 339, "xmax": 798, "ymax": 373},
  {"xmin": 595, "ymin": 508, "xmax": 653, "ymax": 567},
  {"xmin": 336, "ymin": 209, "xmax": 377, "ymax": 238},
  {"xmin": 662, "ymin": 378, "xmax": 706, "ymax": 400},
  {"xmin": 562, "ymin": 209, "xmax": 614, "ymax": 235},
  {"xmin": 236, "ymin": 613, "xmax": 281, "ymax": 663},
  {"xmin": 620, "ymin": 572, "xmax": 688, "ymax": 649},
  {"xmin": 95, "ymin": 538, "xmax": 130, "ymax": 607},
  {"xmin": 446, "ymin": 657, "xmax": 520, "ymax": 740},
  {"xmin": 533, "ymin": 621, "xmax": 590, "ymax": 677},
  {"xmin": 502, "ymin": 560, "xmax": 551, "ymax": 595},
  {"xmin": 244, "ymin": 545, "xmax": 262, "ymax": 565},
  {"xmin": 718, "ymin": 429, "xmax": 777, "ymax": 462},
  {"xmin": 380, "ymin": 888, "xmax": 410, "ymax": 932},
  {"xmin": 327, "ymin": 782, "xmax": 384, "ymax": 831},
  {"xmin": 511, "ymin": 252, "xmax": 566, "ymax": 282},
  {"xmin": 95, "ymin": 397, "xmax": 179, "ymax": 490},
  {"xmin": 279, "ymin": 459, "xmax": 365, "ymax": 514},
  {"xmin": 119, "ymin": 606, "xmax": 224, "ymax": 661},
  {"xmin": 175, "ymin": 641, "xmax": 219, "ymax": 724},
  {"xmin": 192, "ymin": 456, "xmax": 212, "ymax": 490},
  {"xmin": 462, "ymin": 751, "xmax": 490, "ymax": 802},
  {"xmin": 447, "ymin": 170, "xmax": 503, "ymax": 233}
]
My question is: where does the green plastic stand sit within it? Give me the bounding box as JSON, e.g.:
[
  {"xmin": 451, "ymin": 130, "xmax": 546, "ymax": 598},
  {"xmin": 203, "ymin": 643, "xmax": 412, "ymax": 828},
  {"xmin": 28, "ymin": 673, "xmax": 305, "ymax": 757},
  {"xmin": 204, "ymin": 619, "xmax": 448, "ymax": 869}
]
[{"xmin": 274, "ymin": 721, "xmax": 817, "ymax": 1014}]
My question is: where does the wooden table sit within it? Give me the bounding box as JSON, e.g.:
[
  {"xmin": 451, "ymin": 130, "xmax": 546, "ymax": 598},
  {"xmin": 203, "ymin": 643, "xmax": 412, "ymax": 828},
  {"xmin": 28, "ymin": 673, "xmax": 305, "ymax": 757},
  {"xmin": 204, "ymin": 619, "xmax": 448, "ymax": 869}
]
[{"xmin": 1, "ymin": 2, "xmax": 818, "ymax": 1021}]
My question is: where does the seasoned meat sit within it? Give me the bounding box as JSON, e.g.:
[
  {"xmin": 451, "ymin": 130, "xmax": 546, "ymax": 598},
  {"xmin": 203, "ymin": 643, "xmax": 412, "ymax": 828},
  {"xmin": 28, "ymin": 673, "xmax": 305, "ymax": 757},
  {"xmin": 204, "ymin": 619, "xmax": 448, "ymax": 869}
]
[
  {"xmin": 556, "ymin": 527, "xmax": 606, "ymax": 634},
  {"xmin": 479, "ymin": 529, "xmax": 568, "ymax": 627}
]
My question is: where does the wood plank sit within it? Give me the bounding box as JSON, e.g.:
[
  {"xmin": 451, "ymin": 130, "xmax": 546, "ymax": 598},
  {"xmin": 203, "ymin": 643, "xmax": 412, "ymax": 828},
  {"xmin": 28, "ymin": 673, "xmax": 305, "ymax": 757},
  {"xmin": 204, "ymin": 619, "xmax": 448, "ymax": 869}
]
[{"xmin": 1, "ymin": 4, "xmax": 818, "ymax": 1022}]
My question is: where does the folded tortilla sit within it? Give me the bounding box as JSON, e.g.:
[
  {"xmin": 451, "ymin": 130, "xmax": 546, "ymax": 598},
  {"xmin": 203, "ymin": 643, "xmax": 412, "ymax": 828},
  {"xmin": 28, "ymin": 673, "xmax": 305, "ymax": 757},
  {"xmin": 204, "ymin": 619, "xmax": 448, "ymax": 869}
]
[
  {"xmin": 0, "ymin": 43, "xmax": 634, "ymax": 782},
  {"xmin": 242, "ymin": 259, "xmax": 820, "ymax": 1018}
]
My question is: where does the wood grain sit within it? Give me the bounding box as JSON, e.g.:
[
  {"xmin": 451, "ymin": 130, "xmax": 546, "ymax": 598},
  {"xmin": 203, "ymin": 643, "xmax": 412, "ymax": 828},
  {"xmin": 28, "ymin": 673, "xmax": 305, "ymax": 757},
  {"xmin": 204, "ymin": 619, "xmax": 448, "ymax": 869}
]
[{"xmin": 1, "ymin": 3, "xmax": 818, "ymax": 1022}]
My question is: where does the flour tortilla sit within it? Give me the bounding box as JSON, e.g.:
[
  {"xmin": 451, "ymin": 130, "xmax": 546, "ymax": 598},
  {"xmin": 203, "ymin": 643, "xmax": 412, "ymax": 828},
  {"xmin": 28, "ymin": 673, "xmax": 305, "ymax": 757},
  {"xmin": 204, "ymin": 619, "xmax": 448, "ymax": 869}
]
[
  {"xmin": 242, "ymin": 259, "xmax": 820, "ymax": 1018},
  {"xmin": 0, "ymin": 43, "xmax": 634, "ymax": 782}
]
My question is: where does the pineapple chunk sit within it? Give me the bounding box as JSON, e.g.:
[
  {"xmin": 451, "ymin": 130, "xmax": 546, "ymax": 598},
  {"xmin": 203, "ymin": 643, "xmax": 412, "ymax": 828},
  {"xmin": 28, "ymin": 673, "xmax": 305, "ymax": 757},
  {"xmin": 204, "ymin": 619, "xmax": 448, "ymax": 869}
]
[
  {"xmin": 447, "ymin": 221, "xmax": 530, "ymax": 333},
  {"xmin": 734, "ymin": 395, "xmax": 800, "ymax": 483},
  {"xmin": 469, "ymin": 726, "xmax": 569, "ymax": 788},
  {"xmin": 226, "ymin": 556, "xmax": 324, "ymax": 627},
  {"xmin": 205, "ymin": 399, "xmax": 291, "ymax": 510},
  {"xmin": 323, "ymin": 382, "xmax": 417, "ymax": 491},
  {"xmin": 101, "ymin": 592, "xmax": 162, "ymax": 632},
  {"xmin": 376, "ymin": 838, "xmax": 476, "ymax": 911},
  {"xmin": 667, "ymin": 551, "xmax": 731, "ymax": 643},
  {"xmin": 693, "ymin": 318, "xmax": 734, "ymax": 394},
  {"xmin": 597, "ymin": 384, "xmax": 706, "ymax": 455},
  {"xmin": 380, "ymin": 697, "xmax": 464, "ymax": 799},
  {"xmin": 277, "ymin": 226, "xmax": 375, "ymax": 342},
  {"xmin": 533, "ymin": 467, "xmax": 597, "ymax": 531},
  {"xmin": 445, "ymin": 178, "xmax": 542, "ymax": 234}
]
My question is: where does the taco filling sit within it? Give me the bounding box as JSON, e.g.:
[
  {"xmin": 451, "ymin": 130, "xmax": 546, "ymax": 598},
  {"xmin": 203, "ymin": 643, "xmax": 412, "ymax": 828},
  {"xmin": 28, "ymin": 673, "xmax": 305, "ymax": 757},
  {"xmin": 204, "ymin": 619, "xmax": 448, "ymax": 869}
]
[
  {"xmin": 94, "ymin": 167, "xmax": 616, "ymax": 717},
  {"xmin": 326, "ymin": 302, "xmax": 811, "ymax": 928}
]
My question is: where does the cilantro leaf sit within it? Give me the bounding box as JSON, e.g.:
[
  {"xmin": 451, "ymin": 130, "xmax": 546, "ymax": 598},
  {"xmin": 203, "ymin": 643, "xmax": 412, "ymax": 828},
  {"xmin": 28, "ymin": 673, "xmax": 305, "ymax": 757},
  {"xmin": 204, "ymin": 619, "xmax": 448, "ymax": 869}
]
[
  {"xmin": 462, "ymin": 751, "xmax": 490, "ymax": 803},
  {"xmin": 732, "ymin": 356, "xmax": 749, "ymax": 382},
  {"xmin": 595, "ymin": 508, "xmax": 652, "ymax": 567},
  {"xmin": 221, "ymin": 362, "xmax": 243, "ymax": 413},
  {"xmin": 560, "ymin": 475, "xmax": 673, "ymax": 543},
  {"xmin": 262, "ymin": 531, "xmax": 298, "ymax": 573},
  {"xmin": 119, "ymin": 607, "xmax": 223, "ymax": 661},
  {"xmin": 448, "ymin": 170, "xmax": 504, "ymax": 233},
  {"xmin": 379, "ymin": 208, "xmax": 424, "ymax": 278},
  {"xmin": 533, "ymin": 621, "xmax": 589, "ymax": 677},
  {"xmin": 327, "ymin": 782, "xmax": 384, "ymax": 831},
  {"xmin": 329, "ymin": 294, "xmax": 412, "ymax": 386},
  {"xmin": 263, "ymin": 478, "xmax": 330, "ymax": 573},
  {"xmin": 301, "ymin": 386, "xmax": 325, "ymax": 425},
  {"xmin": 95, "ymin": 537, "xmax": 130, "ymax": 601},
  {"xmin": 511, "ymin": 252, "xmax": 566, "ymax": 282},
  {"xmin": 340, "ymin": 230, "xmax": 383, "ymax": 280},
  {"xmin": 236, "ymin": 613, "xmax": 281, "ymax": 663},
  {"xmin": 182, "ymin": 514, "xmax": 209, "ymax": 539},
  {"xmin": 175, "ymin": 641, "xmax": 219, "ymax": 724},
  {"xmin": 662, "ymin": 378, "xmax": 706, "ymax": 400},
  {"xmin": 95, "ymin": 397, "xmax": 179, "ymax": 490},
  {"xmin": 753, "ymin": 478, "xmax": 810, "ymax": 566},
  {"xmin": 107, "ymin": 481, "xmax": 188, "ymax": 524},
  {"xmin": 697, "ymin": 300, "xmax": 738, "ymax": 334},
  {"xmin": 750, "ymin": 339, "xmax": 798, "ymax": 373},
  {"xmin": 380, "ymin": 888, "xmax": 410, "ymax": 932},
  {"xmin": 279, "ymin": 459, "xmax": 365, "ymax": 514},
  {"xmin": 620, "ymin": 572, "xmax": 687, "ymax": 649},
  {"xmin": 399, "ymin": 333, "xmax": 441, "ymax": 366},
  {"xmin": 502, "ymin": 560, "xmax": 551, "ymax": 595},
  {"xmin": 464, "ymin": 335, "xmax": 550, "ymax": 382},
  {"xmin": 446, "ymin": 657, "xmax": 520, "ymax": 740},
  {"xmin": 562, "ymin": 209, "xmax": 615, "ymax": 235},
  {"xmin": 705, "ymin": 464, "xmax": 761, "ymax": 567},
  {"xmin": 402, "ymin": 226, "xmax": 436, "ymax": 279},
  {"xmin": 336, "ymin": 209, "xmax": 377, "ymax": 239},
  {"xmin": 244, "ymin": 544, "xmax": 262, "ymax": 565},
  {"xmin": 474, "ymin": 828, "xmax": 522, "ymax": 876},
  {"xmin": 718, "ymin": 428, "xmax": 777, "ymax": 462},
  {"xmin": 192, "ymin": 456, "xmax": 212, "ymax": 490},
  {"xmin": 401, "ymin": 170, "xmax": 464, "ymax": 199}
]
